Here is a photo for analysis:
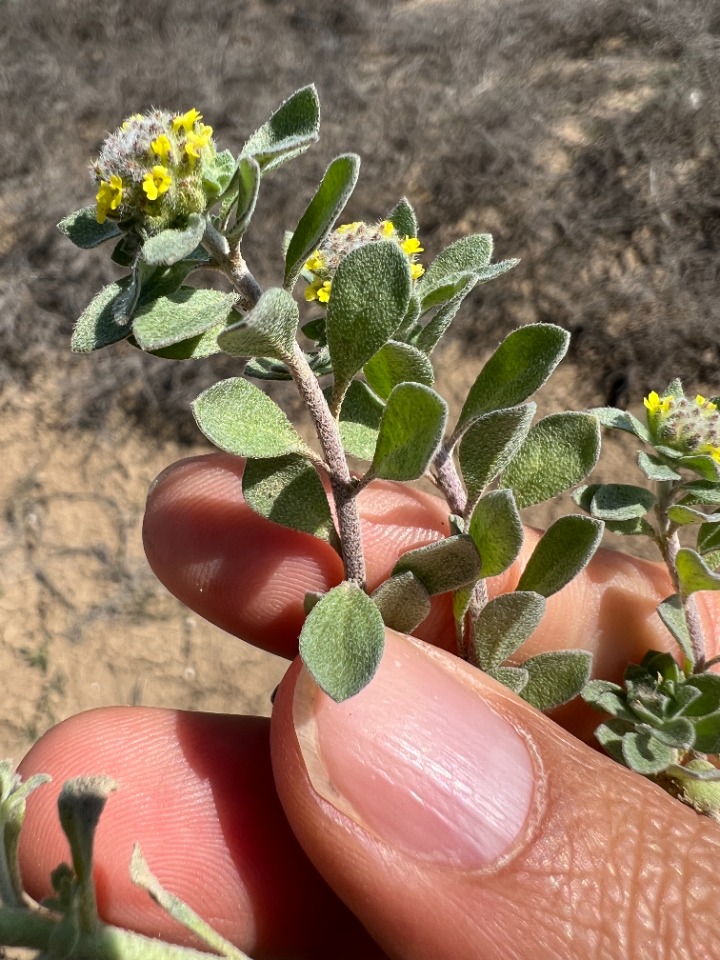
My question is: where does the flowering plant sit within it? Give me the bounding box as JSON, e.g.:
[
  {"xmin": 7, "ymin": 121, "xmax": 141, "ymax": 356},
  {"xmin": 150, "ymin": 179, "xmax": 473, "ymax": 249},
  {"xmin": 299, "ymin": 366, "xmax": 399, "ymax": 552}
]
[{"xmin": 2, "ymin": 86, "xmax": 720, "ymax": 959}]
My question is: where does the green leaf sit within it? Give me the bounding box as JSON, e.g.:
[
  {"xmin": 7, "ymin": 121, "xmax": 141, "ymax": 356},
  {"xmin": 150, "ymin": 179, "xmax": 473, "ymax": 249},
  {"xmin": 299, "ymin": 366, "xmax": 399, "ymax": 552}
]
[
  {"xmin": 467, "ymin": 490, "xmax": 524, "ymax": 578},
  {"xmin": 487, "ymin": 666, "xmax": 529, "ymax": 694},
  {"xmin": 516, "ymin": 515, "xmax": 604, "ymax": 597},
  {"xmin": 676, "ymin": 548, "xmax": 720, "ymax": 595},
  {"xmin": 588, "ymin": 484, "xmax": 656, "ymax": 521},
  {"xmin": 202, "ymin": 149, "xmax": 236, "ymax": 199},
  {"xmin": 387, "ymin": 197, "xmax": 418, "ymax": 240},
  {"xmin": 241, "ymin": 85, "xmax": 320, "ymax": 173},
  {"xmin": 692, "ymin": 712, "xmax": 720, "ymax": 754},
  {"xmin": 392, "ymin": 535, "xmax": 482, "ymax": 595},
  {"xmin": 683, "ymin": 674, "xmax": 720, "ymax": 717},
  {"xmin": 418, "ymin": 271, "xmax": 477, "ymax": 314},
  {"xmin": 677, "ymin": 454, "xmax": 720, "ymax": 482},
  {"xmin": 326, "ymin": 241, "xmax": 411, "ymax": 398},
  {"xmin": 572, "ymin": 485, "xmax": 656, "ymax": 536},
  {"xmin": 244, "ymin": 357, "xmax": 293, "ymax": 381},
  {"xmin": 698, "ymin": 519, "xmax": 720, "ymax": 555},
  {"xmin": 520, "ymin": 650, "xmax": 592, "ymax": 711},
  {"xmin": 242, "ymin": 455, "xmax": 336, "ymax": 544},
  {"xmin": 472, "ymin": 591, "xmax": 546, "ymax": 671},
  {"xmin": 58, "ymin": 206, "xmax": 122, "ymax": 248},
  {"xmin": 71, "ymin": 281, "xmax": 134, "ymax": 353},
  {"xmin": 667, "ymin": 504, "xmax": 713, "ymax": 526},
  {"xmin": 299, "ymin": 582, "xmax": 385, "ymax": 702},
  {"xmin": 142, "ymin": 213, "xmax": 206, "ymax": 266},
  {"xmin": 595, "ymin": 719, "xmax": 632, "ymax": 764},
  {"xmin": 413, "ymin": 276, "xmax": 477, "ymax": 354},
  {"xmin": 679, "ymin": 483, "xmax": 720, "ymax": 506},
  {"xmin": 637, "ymin": 451, "xmax": 681, "ymax": 482},
  {"xmin": 192, "ymin": 377, "xmax": 309, "ymax": 458},
  {"xmin": 363, "ymin": 340, "xmax": 434, "ymax": 400},
  {"xmin": 132, "ymin": 289, "xmax": 237, "ymax": 351},
  {"xmin": 589, "ymin": 407, "xmax": 651, "ymax": 443},
  {"xmin": 458, "ymin": 403, "xmax": 535, "ymax": 504},
  {"xmin": 217, "ymin": 288, "xmax": 298, "ymax": 360},
  {"xmin": 656, "ymin": 594, "xmax": 695, "ymax": 668},
  {"xmin": 335, "ymin": 380, "xmax": 384, "ymax": 461},
  {"xmin": 224, "ymin": 156, "xmax": 261, "ymax": 239},
  {"xmin": 459, "ymin": 324, "xmax": 570, "ymax": 426},
  {"xmin": 581, "ymin": 680, "xmax": 636, "ymax": 721},
  {"xmin": 500, "ymin": 413, "xmax": 601, "ymax": 508},
  {"xmin": 371, "ymin": 572, "xmax": 431, "ymax": 634},
  {"xmin": 637, "ymin": 717, "xmax": 695, "ymax": 750},
  {"xmin": 371, "ymin": 383, "xmax": 447, "ymax": 481},
  {"xmin": 111, "ymin": 232, "xmax": 143, "ymax": 266},
  {"xmin": 137, "ymin": 315, "xmax": 238, "ymax": 361},
  {"xmin": 420, "ymin": 234, "xmax": 493, "ymax": 290},
  {"xmin": 284, "ymin": 154, "xmax": 360, "ymax": 288},
  {"xmin": 622, "ymin": 730, "xmax": 676, "ymax": 775}
]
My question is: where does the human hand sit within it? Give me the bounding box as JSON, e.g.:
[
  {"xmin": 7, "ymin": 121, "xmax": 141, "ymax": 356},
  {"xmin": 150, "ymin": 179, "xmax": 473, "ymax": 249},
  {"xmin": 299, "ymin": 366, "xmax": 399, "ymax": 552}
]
[{"xmin": 17, "ymin": 454, "xmax": 720, "ymax": 960}]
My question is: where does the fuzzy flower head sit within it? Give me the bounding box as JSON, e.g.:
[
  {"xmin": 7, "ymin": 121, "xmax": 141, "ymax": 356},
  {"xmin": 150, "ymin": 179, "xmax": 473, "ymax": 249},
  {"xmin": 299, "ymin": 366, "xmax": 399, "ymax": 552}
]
[
  {"xmin": 644, "ymin": 388, "xmax": 720, "ymax": 464},
  {"xmin": 303, "ymin": 219, "xmax": 425, "ymax": 304},
  {"xmin": 91, "ymin": 108, "xmax": 218, "ymax": 232}
]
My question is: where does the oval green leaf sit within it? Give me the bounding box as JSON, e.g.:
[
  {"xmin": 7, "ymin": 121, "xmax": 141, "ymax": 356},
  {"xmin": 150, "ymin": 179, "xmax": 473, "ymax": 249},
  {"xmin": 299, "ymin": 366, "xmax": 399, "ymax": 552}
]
[
  {"xmin": 676, "ymin": 548, "xmax": 720, "ymax": 595},
  {"xmin": 133, "ymin": 289, "xmax": 237, "ymax": 351},
  {"xmin": 218, "ymin": 288, "xmax": 298, "ymax": 360},
  {"xmin": 242, "ymin": 455, "xmax": 337, "ymax": 544},
  {"xmin": 392, "ymin": 535, "xmax": 482, "ymax": 595},
  {"xmin": 458, "ymin": 403, "xmax": 535, "ymax": 504},
  {"xmin": 473, "ymin": 590, "xmax": 546, "ymax": 671},
  {"xmin": 371, "ymin": 383, "xmax": 447, "ymax": 481},
  {"xmin": 516, "ymin": 515, "xmax": 604, "ymax": 598},
  {"xmin": 371, "ymin": 571, "xmax": 432, "ymax": 634},
  {"xmin": 467, "ymin": 489, "xmax": 524, "ymax": 578},
  {"xmin": 58, "ymin": 206, "xmax": 122, "ymax": 248},
  {"xmin": 364, "ymin": 340, "xmax": 434, "ymax": 400},
  {"xmin": 142, "ymin": 213, "xmax": 206, "ymax": 266},
  {"xmin": 241, "ymin": 84, "xmax": 320, "ymax": 173},
  {"xmin": 520, "ymin": 650, "xmax": 593, "ymax": 711}
]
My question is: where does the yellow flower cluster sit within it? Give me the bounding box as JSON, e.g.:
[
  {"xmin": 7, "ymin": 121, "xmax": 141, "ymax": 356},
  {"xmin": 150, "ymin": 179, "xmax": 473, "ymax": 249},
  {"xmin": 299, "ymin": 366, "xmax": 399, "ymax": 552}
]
[
  {"xmin": 644, "ymin": 390, "xmax": 720, "ymax": 464},
  {"xmin": 95, "ymin": 174, "xmax": 124, "ymax": 224},
  {"xmin": 302, "ymin": 219, "xmax": 425, "ymax": 305}
]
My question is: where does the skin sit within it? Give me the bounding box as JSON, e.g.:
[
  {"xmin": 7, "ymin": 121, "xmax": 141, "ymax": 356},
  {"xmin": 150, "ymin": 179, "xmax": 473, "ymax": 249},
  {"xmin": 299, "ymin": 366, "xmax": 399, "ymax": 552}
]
[{"xmin": 16, "ymin": 453, "xmax": 720, "ymax": 960}]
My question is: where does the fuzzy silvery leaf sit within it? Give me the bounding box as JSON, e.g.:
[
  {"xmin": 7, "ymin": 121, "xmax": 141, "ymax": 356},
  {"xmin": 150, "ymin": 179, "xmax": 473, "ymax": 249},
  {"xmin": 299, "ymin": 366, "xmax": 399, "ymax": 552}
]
[
  {"xmin": 371, "ymin": 383, "xmax": 447, "ymax": 481},
  {"xmin": 595, "ymin": 719, "xmax": 631, "ymax": 764},
  {"xmin": 622, "ymin": 730, "xmax": 676, "ymax": 775},
  {"xmin": 241, "ymin": 85, "xmax": 320, "ymax": 173},
  {"xmin": 637, "ymin": 450, "xmax": 681, "ymax": 482},
  {"xmin": 387, "ymin": 197, "xmax": 418, "ymax": 240},
  {"xmin": 299, "ymin": 581, "xmax": 385, "ymax": 702},
  {"xmin": 111, "ymin": 232, "xmax": 142, "ymax": 266},
  {"xmin": 58, "ymin": 206, "xmax": 122, "ymax": 248},
  {"xmin": 202, "ymin": 149, "xmax": 236, "ymax": 199},
  {"xmin": 677, "ymin": 453, "xmax": 720, "ymax": 483},
  {"xmin": 589, "ymin": 407, "xmax": 651, "ymax": 444},
  {"xmin": 472, "ymin": 591, "xmax": 546, "ymax": 671},
  {"xmin": 487, "ymin": 666, "xmax": 529, "ymax": 694},
  {"xmin": 500, "ymin": 413, "xmax": 601, "ymax": 509},
  {"xmin": 142, "ymin": 213, "xmax": 206, "ymax": 266},
  {"xmin": 453, "ymin": 583, "xmax": 473, "ymax": 625},
  {"xmin": 675, "ymin": 547, "xmax": 720, "ymax": 595},
  {"xmin": 419, "ymin": 271, "xmax": 478, "ymax": 314},
  {"xmin": 656, "ymin": 595, "xmax": 695, "ymax": 668},
  {"xmin": 667, "ymin": 504, "xmax": 716, "ymax": 526},
  {"xmin": 302, "ymin": 316, "xmax": 327, "ymax": 344},
  {"xmin": 691, "ymin": 712, "xmax": 720, "ymax": 754},
  {"xmin": 679, "ymin": 483, "xmax": 720, "ymax": 506},
  {"xmin": 244, "ymin": 357, "xmax": 292, "ymax": 381},
  {"xmin": 218, "ymin": 288, "xmax": 298, "ymax": 360},
  {"xmin": 193, "ymin": 377, "xmax": 309, "ymax": 458},
  {"xmin": 132, "ymin": 289, "xmax": 237, "ymax": 351},
  {"xmin": 371, "ymin": 571, "xmax": 432, "ymax": 634},
  {"xmin": 698, "ymin": 519, "xmax": 720, "ymax": 555},
  {"xmin": 519, "ymin": 650, "xmax": 592, "ymax": 711},
  {"xmin": 392, "ymin": 535, "xmax": 482, "ymax": 596},
  {"xmin": 71, "ymin": 281, "xmax": 135, "ymax": 353},
  {"xmin": 420, "ymin": 234, "xmax": 493, "ymax": 289},
  {"xmin": 637, "ymin": 717, "xmax": 695, "ymax": 750},
  {"xmin": 413, "ymin": 277, "xmax": 477, "ymax": 354},
  {"xmin": 138, "ymin": 261, "xmax": 198, "ymax": 302},
  {"xmin": 581, "ymin": 679, "xmax": 636, "ymax": 721},
  {"xmin": 332, "ymin": 381, "xmax": 384, "ymax": 461},
  {"xmin": 467, "ymin": 489, "xmax": 524, "ymax": 578},
  {"xmin": 587, "ymin": 483, "xmax": 656, "ymax": 521},
  {"xmin": 326, "ymin": 241, "xmax": 411, "ymax": 400},
  {"xmin": 141, "ymin": 317, "xmax": 238, "ymax": 361},
  {"xmin": 458, "ymin": 403, "xmax": 536, "ymax": 504},
  {"xmin": 572, "ymin": 485, "xmax": 656, "ymax": 536},
  {"xmin": 394, "ymin": 293, "xmax": 422, "ymax": 341},
  {"xmin": 284, "ymin": 154, "xmax": 360, "ymax": 288},
  {"xmin": 242, "ymin": 455, "xmax": 337, "ymax": 544},
  {"xmin": 363, "ymin": 340, "xmax": 434, "ymax": 400},
  {"xmin": 223, "ymin": 156, "xmax": 261, "ymax": 238},
  {"xmin": 683, "ymin": 673, "xmax": 720, "ymax": 717},
  {"xmin": 516, "ymin": 515, "xmax": 604, "ymax": 598},
  {"xmin": 459, "ymin": 324, "xmax": 570, "ymax": 426}
]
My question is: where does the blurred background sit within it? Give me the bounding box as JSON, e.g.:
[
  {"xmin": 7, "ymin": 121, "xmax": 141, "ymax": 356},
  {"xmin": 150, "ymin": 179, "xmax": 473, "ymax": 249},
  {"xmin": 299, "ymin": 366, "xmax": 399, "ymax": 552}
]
[{"xmin": 1, "ymin": 0, "xmax": 719, "ymax": 757}]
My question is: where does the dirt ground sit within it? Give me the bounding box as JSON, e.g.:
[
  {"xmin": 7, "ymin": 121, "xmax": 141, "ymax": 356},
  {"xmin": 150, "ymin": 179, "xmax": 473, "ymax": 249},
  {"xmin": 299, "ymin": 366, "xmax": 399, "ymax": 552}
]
[{"xmin": 2, "ymin": 0, "xmax": 719, "ymax": 763}]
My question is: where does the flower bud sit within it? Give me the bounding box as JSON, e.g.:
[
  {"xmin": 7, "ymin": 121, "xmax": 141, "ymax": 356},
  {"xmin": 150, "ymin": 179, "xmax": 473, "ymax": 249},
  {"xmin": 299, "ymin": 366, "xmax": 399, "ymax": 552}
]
[{"xmin": 644, "ymin": 389, "xmax": 720, "ymax": 463}]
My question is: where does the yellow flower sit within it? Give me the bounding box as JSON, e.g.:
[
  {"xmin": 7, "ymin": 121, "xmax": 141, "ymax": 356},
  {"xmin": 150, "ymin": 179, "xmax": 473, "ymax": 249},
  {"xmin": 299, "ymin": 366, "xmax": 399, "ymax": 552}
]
[
  {"xmin": 401, "ymin": 236, "xmax": 424, "ymax": 256},
  {"xmin": 95, "ymin": 174, "xmax": 123, "ymax": 224},
  {"xmin": 380, "ymin": 220, "xmax": 395, "ymax": 238},
  {"xmin": 696, "ymin": 395, "xmax": 718, "ymax": 413},
  {"xmin": 172, "ymin": 108, "xmax": 203, "ymax": 134},
  {"xmin": 151, "ymin": 134, "xmax": 172, "ymax": 163},
  {"xmin": 184, "ymin": 123, "xmax": 214, "ymax": 160},
  {"xmin": 337, "ymin": 222, "xmax": 361, "ymax": 234},
  {"xmin": 411, "ymin": 262, "xmax": 425, "ymax": 280},
  {"xmin": 643, "ymin": 391, "xmax": 673, "ymax": 418},
  {"xmin": 121, "ymin": 114, "xmax": 144, "ymax": 130},
  {"xmin": 142, "ymin": 165, "xmax": 172, "ymax": 201},
  {"xmin": 305, "ymin": 279, "xmax": 332, "ymax": 303},
  {"xmin": 304, "ymin": 251, "xmax": 326, "ymax": 273}
]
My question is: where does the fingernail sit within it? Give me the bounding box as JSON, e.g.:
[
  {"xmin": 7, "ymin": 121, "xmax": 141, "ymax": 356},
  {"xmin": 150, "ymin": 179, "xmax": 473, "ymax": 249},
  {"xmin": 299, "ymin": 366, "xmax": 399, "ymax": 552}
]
[{"xmin": 293, "ymin": 632, "xmax": 537, "ymax": 870}]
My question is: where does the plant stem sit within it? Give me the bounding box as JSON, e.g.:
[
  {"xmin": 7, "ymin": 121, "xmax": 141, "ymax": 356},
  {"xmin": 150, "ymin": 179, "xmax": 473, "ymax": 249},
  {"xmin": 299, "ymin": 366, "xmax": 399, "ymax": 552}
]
[
  {"xmin": 207, "ymin": 233, "xmax": 263, "ymax": 312},
  {"xmin": 432, "ymin": 443, "xmax": 467, "ymax": 516},
  {"xmin": 286, "ymin": 345, "xmax": 366, "ymax": 586}
]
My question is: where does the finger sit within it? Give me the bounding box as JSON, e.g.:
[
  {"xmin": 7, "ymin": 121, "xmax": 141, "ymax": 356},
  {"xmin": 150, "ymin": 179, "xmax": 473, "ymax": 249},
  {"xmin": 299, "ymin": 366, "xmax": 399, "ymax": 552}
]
[
  {"xmin": 17, "ymin": 707, "xmax": 385, "ymax": 960},
  {"xmin": 272, "ymin": 630, "xmax": 720, "ymax": 960},
  {"xmin": 144, "ymin": 454, "xmax": 720, "ymax": 682}
]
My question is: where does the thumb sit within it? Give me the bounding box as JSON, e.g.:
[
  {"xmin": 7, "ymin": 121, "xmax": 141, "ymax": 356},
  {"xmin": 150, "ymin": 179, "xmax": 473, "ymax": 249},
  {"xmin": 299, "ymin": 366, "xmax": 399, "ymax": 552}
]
[{"xmin": 271, "ymin": 631, "xmax": 720, "ymax": 960}]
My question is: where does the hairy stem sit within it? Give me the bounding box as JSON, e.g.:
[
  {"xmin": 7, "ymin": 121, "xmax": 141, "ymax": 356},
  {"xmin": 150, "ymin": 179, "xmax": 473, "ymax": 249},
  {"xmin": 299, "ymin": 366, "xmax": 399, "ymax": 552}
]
[
  {"xmin": 207, "ymin": 231, "xmax": 263, "ymax": 313},
  {"xmin": 287, "ymin": 345, "xmax": 366, "ymax": 586}
]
